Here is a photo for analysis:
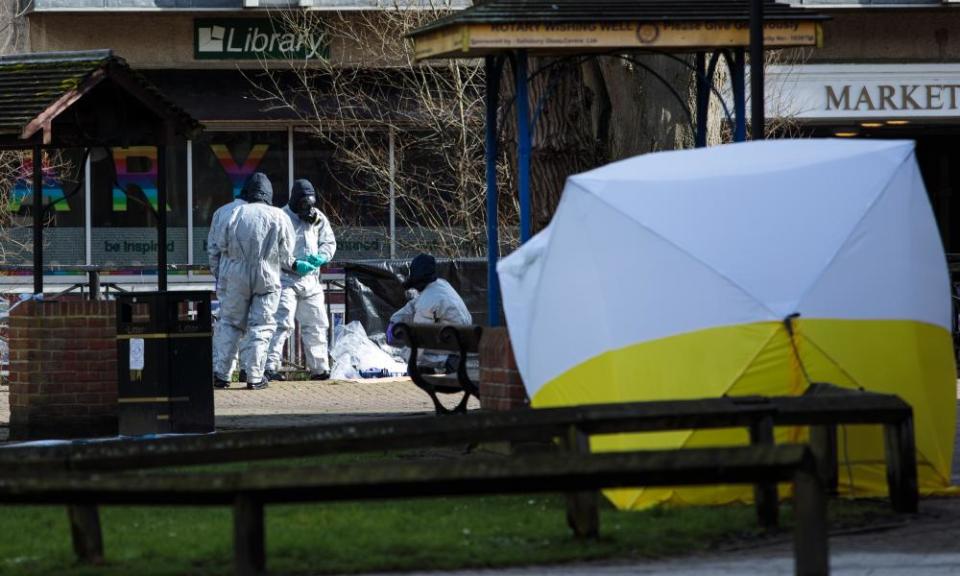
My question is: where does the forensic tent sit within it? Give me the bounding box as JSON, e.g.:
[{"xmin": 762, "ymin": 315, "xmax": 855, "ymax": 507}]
[{"xmin": 498, "ymin": 139, "xmax": 956, "ymax": 509}]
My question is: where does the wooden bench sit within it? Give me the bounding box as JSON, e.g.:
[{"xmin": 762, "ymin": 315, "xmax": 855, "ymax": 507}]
[
  {"xmin": 767, "ymin": 383, "xmax": 918, "ymax": 514},
  {"xmin": 391, "ymin": 322, "xmax": 482, "ymax": 414},
  {"xmin": 0, "ymin": 396, "xmax": 784, "ymax": 541},
  {"xmin": 0, "ymin": 390, "xmax": 916, "ymax": 571},
  {"xmin": 0, "ymin": 445, "xmax": 828, "ymax": 576}
]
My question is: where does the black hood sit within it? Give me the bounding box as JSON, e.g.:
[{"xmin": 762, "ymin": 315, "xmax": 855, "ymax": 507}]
[
  {"xmin": 289, "ymin": 179, "xmax": 317, "ymax": 210},
  {"xmin": 240, "ymin": 172, "xmax": 273, "ymax": 204},
  {"xmin": 402, "ymin": 254, "xmax": 437, "ymax": 291}
]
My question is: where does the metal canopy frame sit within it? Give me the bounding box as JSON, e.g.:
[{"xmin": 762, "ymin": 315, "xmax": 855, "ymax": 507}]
[
  {"xmin": 481, "ymin": 48, "xmax": 748, "ymax": 325},
  {"xmin": 0, "ymin": 50, "xmax": 201, "ymax": 296},
  {"xmin": 411, "ymin": 2, "xmax": 825, "ymax": 326}
]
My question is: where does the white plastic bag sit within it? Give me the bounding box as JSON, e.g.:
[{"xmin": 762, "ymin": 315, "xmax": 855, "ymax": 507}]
[{"xmin": 330, "ymin": 321, "xmax": 407, "ymax": 379}]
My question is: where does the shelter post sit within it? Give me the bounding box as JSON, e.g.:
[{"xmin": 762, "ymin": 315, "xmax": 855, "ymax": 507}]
[
  {"xmin": 514, "ymin": 50, "xmax": 532, "ymax": 243},
  {"xmin": 695, "ymin": 53, "xmax": 707, "ymax": 149},
  {"xmin": 750, "ymin": 0, "xmax": 765, "ymax": 139},
  {"xmin": 486, "ymin": 55, "xmax": 503, "ymax": 326},
  {"xmin": 32, "ymin": 145, "xmax": 43, "ymax": 296},
  {"xmin": 157, "ymin": 143, "xmax": 168, "ymax": 291},
  {"xmin": 732, "ymin": 48, "xmax": 747, "ymax": 142}
]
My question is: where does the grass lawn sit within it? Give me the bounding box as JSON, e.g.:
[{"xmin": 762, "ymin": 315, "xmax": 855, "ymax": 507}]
[
  {"xmin": 0, "ymin": 496, "xmax": 895, "ymax": 575},
  {"xmin": 0, "ymin": 452, "xmax": 897, "ymax": 575}
]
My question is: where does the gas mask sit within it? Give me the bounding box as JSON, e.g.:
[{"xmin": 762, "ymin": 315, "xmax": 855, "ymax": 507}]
[{"xmin": 296, "ymin": 194, "xmax": 321, "ymax": 225}]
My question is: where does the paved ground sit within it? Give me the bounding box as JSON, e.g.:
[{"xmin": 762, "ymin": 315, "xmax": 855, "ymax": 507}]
[
  {"xmin": 212, "ymin": 376, "xmax": 479, "ymax": 428},
  {"xmin": 0, "ymin": 377, "xmax": 480, "ymax": 437}
]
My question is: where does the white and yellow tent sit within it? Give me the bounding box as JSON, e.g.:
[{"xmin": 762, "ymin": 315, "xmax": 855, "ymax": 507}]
[{"xmin": 498, "ymin": 139, "xmax": 956, "ymax": 509}]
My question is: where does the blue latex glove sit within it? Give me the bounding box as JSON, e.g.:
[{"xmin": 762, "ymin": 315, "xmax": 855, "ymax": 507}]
[
  {"xmin": 306, "ymin": 253, "xmax": 328, "ymax": 267},
  {"xmin": 294, "ymin": 260, "xmax": 318, "ymax": 276},
  {"xmin": 386, "ymin": 322, "xmax": 396, "ymax": 345}
]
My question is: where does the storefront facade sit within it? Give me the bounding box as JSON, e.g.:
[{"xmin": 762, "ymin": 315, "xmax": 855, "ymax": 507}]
[
  {"xmin": 4, "ymin": 0, "xmax": 462, "ymax": 291},
  {"xmin": 768, "ymin": 5, "xmax": 960, "ymax": 256}
]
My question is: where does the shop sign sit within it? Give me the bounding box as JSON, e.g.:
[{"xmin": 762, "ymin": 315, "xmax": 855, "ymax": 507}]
[
  {"xmin": 194, "ymin": 18, "xmax": 327, "ymax": 60},
  {"xmin": 765, "ymin": 64, "xmax": 960, "ymax": 119}
]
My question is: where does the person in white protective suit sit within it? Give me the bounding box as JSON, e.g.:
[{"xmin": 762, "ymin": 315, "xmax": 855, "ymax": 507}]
[
  {"xmin": 387, "ymin": 253, "xmax": 472, "ymax": 373},
  {"xmin": 264, "ymin": 178, "xmax": 337, "ymax": 381},
  {"xmin": 208, "ymin": 193, "xmax": 245, "ymax": 385},
  {"xmin": 209, "ymin": 172, "xmax": 319, "ymax": 390}
]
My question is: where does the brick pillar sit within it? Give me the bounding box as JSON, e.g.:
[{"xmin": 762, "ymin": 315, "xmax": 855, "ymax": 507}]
[
  {"xmin": 9, "ymin": 300, "xmax": 118, "ymax": 440},
  {"xmin": 479, "ymin": 326, "xmax": 529, "ymax": 411}
]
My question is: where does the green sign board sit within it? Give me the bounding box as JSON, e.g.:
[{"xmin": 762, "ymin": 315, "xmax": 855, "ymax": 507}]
[{"xmin": 194, "ymin": 18, "xmax": 327, "ymax": 60}]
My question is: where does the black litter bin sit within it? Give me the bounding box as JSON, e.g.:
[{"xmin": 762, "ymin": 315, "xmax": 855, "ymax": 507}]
[{"xmin": 116, "ymin": 291, "xmax": 214, "ymax": 436}]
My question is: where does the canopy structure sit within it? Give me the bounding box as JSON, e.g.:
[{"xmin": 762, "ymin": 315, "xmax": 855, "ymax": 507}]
[
  {"xmin": 0, "ymin": 50, "xmax": 201, "ymax": 293},
  {"xmin": 409, "ymin": 0, "xmax": 827, "ymax": 325},
  {"xmin": 413, "ymin": 0, "xmax": 822, "ymax": 60},
  {"xmin": 498, "ymin": 139, "xmax": 957, "ymax": 508}
]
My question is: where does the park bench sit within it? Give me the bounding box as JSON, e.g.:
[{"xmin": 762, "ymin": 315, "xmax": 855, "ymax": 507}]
[
  {"xmin": 0, "ymin": 444, "xmax": 828, "ymax": 576},
  {"xmin": 767, "ymin": 383, "xmax": 918, "ymax": 514},
  {"xmin": 390, "ymin": 322, "xmax": 482, "ymax": 414},
  {"xmin": 0, "ymin": 389, "xmax": 916, "ymax": 574}
]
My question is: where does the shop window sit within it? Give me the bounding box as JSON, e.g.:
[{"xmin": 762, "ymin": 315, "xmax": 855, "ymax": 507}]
[
  {"xmin": 192, "ymin": 131, "xmax": 288, "ymax": 263},
  {"xmin": 90, "ymin": 143, "xmax": 188, "ymax": 266},
  {"xmin": 1, "ymin": 149, "xmax": 86, "ymax": 265},
  {"xmin": 294, "ymin": 130, "xmax": 390, "ymax": 260}
]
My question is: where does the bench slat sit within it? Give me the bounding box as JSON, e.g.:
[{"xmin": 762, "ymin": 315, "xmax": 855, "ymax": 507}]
[
  {"xmin": 0, "ymin": 399, "xmax": 781, "ymax": 473},
  {"xmin": 0, "ymin": 395, "xmax": 906, "ymax": 472},
  {"xmin": 769, "ymin": 395, "xmax": 910, "ymax": 425},
  {"xmin": 0, "ymin": 446, "xmax": 812, "ymax": 506}
]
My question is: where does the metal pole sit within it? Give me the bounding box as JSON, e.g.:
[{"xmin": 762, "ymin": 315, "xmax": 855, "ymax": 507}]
[
  {"xmin": 733, "ymin": 48, "xmax": 748, "ymax": 142},
  {"xmin": 389, "ymin": 126, "xmax": 396, "ymax": 259},
  {"xmin": 84, "ymin": 153, "xmax": 92, "ymax": 265},
  {"xmin": 88, "ymin": 270, "xmax": 100, "ymax": 301},
  {"xmin": 750, "ymin": 0, "xmax": 765, "ymax": 139},
  {"xmin": 287, "ymin": 125, "xmax": 294, "ymax": 199},
  {"xmin": 695, "ymin": 52, "xmax": 708, "ymax": 148},
  {"xmin": 32, "ymin": 145, "xmax": 43, "ymax": 296},
  {"xmin": 186, "ymin": 140, "xmax": 194, "ymax": 268},
  {"xmin": 485, "ymin": 55, "xmax": 502, "ymax": 327},
  {"xmin": 157, "ymin": 144, "xmax": 168, "ymax": 291},
  {"xmin": 515, "ymin": 50, "xmax": 532, "ymax": 243}
]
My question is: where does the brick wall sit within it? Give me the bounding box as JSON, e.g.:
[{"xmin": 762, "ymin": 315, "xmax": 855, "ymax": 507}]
[
  {"xmin": 478, "ymin": 327, "xmax": 529, "ymax": 411},
  {"xmin": 9, "ymin": 300, "xmax": 118, "ymax": 439}
]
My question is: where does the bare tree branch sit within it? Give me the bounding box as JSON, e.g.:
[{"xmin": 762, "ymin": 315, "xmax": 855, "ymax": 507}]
[{"xmin": 248, "ymin": 3, "xmax": 519, "ymax": 258}]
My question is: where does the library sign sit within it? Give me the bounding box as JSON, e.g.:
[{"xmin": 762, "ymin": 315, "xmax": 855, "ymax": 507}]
[
  {"xmin": 194, "ymin": 18, "xmax": 327, "ymax": 60},
  {"xmin": 765, "ymin": 64, "xmax": 960, "ymax": 119}
]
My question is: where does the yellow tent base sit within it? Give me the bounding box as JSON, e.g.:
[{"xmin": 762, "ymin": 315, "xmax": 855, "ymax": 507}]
[{"xmin": 532, "ymin": 319, "xmax": 957, "ymax": 510}]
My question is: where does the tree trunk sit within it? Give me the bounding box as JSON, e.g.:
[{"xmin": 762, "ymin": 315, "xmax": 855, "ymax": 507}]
[{"xmin": 501, "ymin": 52, "xmax": 727, "ymax": 234}]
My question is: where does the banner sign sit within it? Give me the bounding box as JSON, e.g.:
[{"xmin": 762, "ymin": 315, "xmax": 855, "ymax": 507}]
[{"xmin": 415, "ymin": 20, "xmax": 819, "ymax": 59}]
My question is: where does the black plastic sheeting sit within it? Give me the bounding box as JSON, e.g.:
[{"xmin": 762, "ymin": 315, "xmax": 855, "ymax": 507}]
[{"xmin": 344, "ymin": 258, "xmax": 491, "ymax": 338}]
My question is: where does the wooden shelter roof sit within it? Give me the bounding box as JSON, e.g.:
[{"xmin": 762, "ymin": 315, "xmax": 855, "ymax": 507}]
[
  {"xmin": 0, "ymin": 50, "xmax": 201, "ymax": 148},
  {"xmin": 411, "ymin": 0, "xmax": 827, "ymax": 59}
]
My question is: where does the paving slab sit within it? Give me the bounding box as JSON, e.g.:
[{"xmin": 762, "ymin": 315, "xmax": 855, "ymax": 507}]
[{"xmin": 213, "ymin": 377, "xmax": 479, "ymax": 429}]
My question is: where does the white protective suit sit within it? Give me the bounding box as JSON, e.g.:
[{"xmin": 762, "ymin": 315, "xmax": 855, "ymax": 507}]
[
  {"xmin": 390, "ymin": 278, "xmax": 472, "ymax": 368},
  {"xmin": 208, "ymin": 197, "xmax": 245, "ymax": 378},
  {"xmin": 210, "ymin": 173, "xmax": 297, "ymax": 385},
  {"xmin": 265, "ymin": 179, "xmax": 337, "ymax": 376}
]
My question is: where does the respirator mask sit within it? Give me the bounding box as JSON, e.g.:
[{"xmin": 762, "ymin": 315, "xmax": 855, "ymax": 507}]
[{"xmin": 296, "ymin": 194, "xmax": 321, "ymax": 225}]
